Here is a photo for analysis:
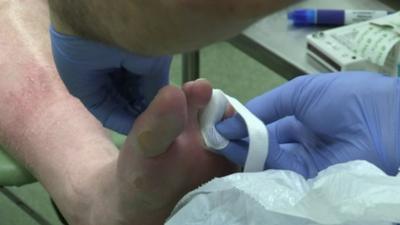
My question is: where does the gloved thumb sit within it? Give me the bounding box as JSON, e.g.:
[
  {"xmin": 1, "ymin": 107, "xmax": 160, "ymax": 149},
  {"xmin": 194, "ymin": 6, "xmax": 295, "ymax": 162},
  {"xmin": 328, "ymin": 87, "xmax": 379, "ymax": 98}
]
[{"xmin": 216, "ymin": 115, "xmax": 248, "ymax": 140}]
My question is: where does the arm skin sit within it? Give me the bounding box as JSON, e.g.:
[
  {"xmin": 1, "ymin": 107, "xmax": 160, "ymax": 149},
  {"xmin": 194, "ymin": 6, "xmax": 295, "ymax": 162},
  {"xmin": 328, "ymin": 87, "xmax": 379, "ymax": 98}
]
[
  {"xmin": 0, "ymin": 1, "xmax": 235, "ymax": 224},
  {"xmin": 48, "ymin": 0, "xmax": 295, "ymax": 55},
  {"xmin": 0, "ymin": 0, "xmax": 119, "ymax": 220}
]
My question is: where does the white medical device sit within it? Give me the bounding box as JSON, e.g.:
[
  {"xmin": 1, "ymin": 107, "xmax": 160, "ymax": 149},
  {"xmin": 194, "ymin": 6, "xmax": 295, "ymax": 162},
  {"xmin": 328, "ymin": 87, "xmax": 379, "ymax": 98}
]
[{"xmin": 307, "ymin": 12, "xmax": 400, "ymax": 76}]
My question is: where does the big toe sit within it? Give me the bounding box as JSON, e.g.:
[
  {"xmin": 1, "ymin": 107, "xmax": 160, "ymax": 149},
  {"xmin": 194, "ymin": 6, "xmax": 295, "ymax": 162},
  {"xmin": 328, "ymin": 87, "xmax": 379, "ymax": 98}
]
[{"xmin": 125, "ymin": 85, "xmax": 188, "ymax": 158}]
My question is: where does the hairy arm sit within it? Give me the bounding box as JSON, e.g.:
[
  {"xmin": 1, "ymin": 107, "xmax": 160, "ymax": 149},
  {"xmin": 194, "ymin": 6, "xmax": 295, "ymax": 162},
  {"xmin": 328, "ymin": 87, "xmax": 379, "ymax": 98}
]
[{"xmin": 48, "ymin": 0, "xmax": 295, "ymax": 55}]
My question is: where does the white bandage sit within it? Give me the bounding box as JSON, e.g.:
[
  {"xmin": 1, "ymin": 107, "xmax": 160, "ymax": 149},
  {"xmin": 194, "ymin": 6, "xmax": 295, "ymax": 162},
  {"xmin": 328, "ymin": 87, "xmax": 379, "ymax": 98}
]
[{"xmin": 200, "ymin": 89, "xmax": 269, "ymax": 172}]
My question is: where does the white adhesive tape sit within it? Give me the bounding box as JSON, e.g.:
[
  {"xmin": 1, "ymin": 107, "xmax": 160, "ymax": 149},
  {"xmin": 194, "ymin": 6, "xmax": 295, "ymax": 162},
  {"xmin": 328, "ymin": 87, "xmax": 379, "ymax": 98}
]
[
  {"xmin": 200, "ymin": 90, "xmax": 229, "ymax": 150},
  {"xmin": 200, "ymin": 89, "xmax": 269, "ymax": 172}
]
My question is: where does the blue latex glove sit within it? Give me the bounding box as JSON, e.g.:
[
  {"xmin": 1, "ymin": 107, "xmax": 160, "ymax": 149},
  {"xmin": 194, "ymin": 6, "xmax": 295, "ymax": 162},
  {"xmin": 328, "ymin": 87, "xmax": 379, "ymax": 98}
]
[
  {"xmin": 50, "ymin": 27, "xmax": 172, "ymax": 134},
  {"xmin": 217, "ymin": 72, "xmax": 400, "ymax": 178}
]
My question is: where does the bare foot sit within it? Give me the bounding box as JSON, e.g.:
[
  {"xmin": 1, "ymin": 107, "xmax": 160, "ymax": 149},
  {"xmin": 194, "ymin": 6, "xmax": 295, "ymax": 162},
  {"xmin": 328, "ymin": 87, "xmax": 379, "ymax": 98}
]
[{"xmin": 109, "ymin": 81, "xmax": 236, "ymax": 225}]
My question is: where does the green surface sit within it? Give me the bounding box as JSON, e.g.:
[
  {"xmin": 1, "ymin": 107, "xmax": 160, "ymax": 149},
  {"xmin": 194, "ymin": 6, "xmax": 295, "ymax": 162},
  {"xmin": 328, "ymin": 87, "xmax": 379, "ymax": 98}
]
[
  {"xmin": 0, "ymin": 187, "xmax": 48, "ymax": 225},
  {"xmin": 0, "ymin": 184, "xmax": 64, "ymax": 225},
  {"xmin": 170, "ymin": 42, "xmax": 286, "ymax": 102},
  {"xmin": 0, "ymin": 42, "xmax": 286, "ymax": 225},
  {"xmin": 0, "ymin": 147, "xmax": 35, "ymax": 187}
]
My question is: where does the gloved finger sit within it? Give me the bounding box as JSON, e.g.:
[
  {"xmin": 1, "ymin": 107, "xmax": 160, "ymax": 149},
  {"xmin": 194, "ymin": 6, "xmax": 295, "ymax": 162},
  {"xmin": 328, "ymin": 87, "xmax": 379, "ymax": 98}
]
[
  {"xmin": 271, "ymin": 116, "xmax": 320, "ymax": 151},
  {"xmin": 216, "ymin": 114, "xmax": 310, "ymax": 145},
  {"xmin": 216, "ymin": 116, "xmax": 303, "ymax": 168},
  {"xmin": 266, "ymin": 143, "xmax": 319, "ymax": 179},
  {"xmin": 245, "ymin": 75, "xmax": 321, "ymax": 124},
  {"xmin": 218, "ymin": 116, "xmax": 320, "ymax": 172},
  {"xmin": 216, "ymin": 75, "xmax": 315, "ymax": 140},
  {"xmin": 220, "ymin": 139, "xmax": 317, "ymax": 178},
  {"xmin": 267, "ymin": 140, "xmax": 378, "ymax": 179},
  {"xmin": 216, "ymin": 115, "xmax": 247, "ymax": 140},
  {"xmin": 218, "ymin": 140, "xmax": 250, "ymax": 167},
  {"xmin": 268, "ymin": 116, "xmax": 305, "ymax": 144},
  {"xmin": 218, "ymin": 122, "xmax": 282, "ymax": 168}
]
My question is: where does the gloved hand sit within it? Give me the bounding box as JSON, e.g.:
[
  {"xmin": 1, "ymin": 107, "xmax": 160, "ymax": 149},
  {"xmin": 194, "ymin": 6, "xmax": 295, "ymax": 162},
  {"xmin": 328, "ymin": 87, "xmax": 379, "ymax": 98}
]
[
  {"xmin": 216, "ymin": 72, "xmax": 400, "ymax": 178},
  {"xmin": 50, "ymin": 27, "xmax": 172, "ymax": 134}
]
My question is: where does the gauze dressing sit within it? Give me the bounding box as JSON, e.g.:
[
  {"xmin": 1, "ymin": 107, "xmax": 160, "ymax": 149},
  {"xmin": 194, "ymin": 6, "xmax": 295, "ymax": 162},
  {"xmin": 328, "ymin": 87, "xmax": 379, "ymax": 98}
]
[{"xmin": 199, "ymin": 89, "xmax": 269, "ymax": 172}]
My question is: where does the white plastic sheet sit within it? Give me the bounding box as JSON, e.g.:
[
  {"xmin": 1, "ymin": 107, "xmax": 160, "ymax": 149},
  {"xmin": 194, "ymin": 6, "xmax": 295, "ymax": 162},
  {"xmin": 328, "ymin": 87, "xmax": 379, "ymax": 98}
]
[{"xmin": 166, "ymin": 161, "xmax": 400, "ymax": 225}]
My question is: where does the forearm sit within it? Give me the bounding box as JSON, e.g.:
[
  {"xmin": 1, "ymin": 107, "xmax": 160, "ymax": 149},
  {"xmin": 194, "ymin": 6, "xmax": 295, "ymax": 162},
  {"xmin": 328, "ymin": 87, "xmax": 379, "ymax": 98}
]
[{"xmin": 49, "ymin": 0, "xmax": 295, "ymax": 55}]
